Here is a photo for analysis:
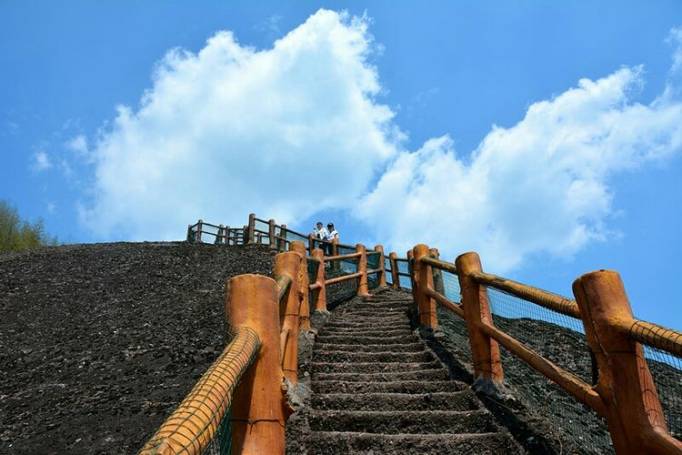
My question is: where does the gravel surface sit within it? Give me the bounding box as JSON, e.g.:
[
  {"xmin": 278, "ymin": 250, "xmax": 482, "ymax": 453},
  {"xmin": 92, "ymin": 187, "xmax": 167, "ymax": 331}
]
[{"xmin": 0, "ymin": 242, "xmax": 273, "ymax": 454}]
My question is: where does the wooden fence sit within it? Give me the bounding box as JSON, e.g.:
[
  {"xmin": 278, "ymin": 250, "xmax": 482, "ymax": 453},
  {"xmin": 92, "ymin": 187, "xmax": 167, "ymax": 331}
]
[{"xmin": 140, "ymin": 214, "xmax": 681, "ymax": 454}]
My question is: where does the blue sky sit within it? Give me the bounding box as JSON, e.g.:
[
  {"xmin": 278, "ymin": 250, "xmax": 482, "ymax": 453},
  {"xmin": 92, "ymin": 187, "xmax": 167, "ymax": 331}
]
[{"xmin": 2, "ymin": 1, "xmax": 682, "ymax": 329}]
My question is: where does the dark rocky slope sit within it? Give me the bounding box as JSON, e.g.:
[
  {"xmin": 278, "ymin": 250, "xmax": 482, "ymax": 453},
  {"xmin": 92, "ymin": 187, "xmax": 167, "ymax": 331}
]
[{"xmin": 0, "ymin": 242, "xmax": 273, "ymax": 454}]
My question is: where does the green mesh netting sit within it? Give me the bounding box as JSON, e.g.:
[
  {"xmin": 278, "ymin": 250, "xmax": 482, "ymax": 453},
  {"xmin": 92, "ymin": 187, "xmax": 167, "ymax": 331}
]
[{"xmin": 367, "ymin": 251, "xmax": 381, "ymax": 270}]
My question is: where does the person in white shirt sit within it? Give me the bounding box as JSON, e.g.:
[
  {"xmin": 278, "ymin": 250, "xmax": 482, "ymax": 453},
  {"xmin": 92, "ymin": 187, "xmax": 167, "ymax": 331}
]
[
  {"xmin": 312, "ymin": 222, "xmax": 328, "ymax": 250},
  {"xmin": 326, "ymin": 223, "xmax": 339, "ymax": 242}
]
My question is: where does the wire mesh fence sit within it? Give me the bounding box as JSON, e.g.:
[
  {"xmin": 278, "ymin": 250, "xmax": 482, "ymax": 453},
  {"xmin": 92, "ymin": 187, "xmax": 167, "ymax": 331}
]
[
  {"xmin": 642, "ymin": 345, "xmax": 682, "ymax": 440},
  {"xmin": 395, "ymin": 259, "xmax": 412, "ymax": 290},
  {"xmin": 485, "ymin": 286, "xmax": 612, "ymax": 453}
]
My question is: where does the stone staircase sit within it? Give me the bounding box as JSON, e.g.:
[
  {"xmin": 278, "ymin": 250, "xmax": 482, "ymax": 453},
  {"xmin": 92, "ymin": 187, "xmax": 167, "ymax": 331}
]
[{"xmin": 290, "ymin": 288, "xmax": 523, "ymax": 454}]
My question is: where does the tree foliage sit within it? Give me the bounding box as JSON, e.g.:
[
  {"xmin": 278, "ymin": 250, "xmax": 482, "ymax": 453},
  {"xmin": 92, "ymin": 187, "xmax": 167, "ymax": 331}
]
[{"xmin": 0, "ymin": 200, "xmax": 57, "ymax": 253}]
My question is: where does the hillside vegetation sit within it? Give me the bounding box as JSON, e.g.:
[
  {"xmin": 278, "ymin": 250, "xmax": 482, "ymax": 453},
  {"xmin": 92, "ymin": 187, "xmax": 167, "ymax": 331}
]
[{"xmin": 0, "ymin": 200, "xmax": 57, "ymax": 253}]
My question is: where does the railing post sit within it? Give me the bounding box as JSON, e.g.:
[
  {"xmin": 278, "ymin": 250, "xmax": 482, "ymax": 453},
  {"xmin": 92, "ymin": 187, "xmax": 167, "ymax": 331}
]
[
  {"xmin": 225, "ymin": 225, "xmax": 231, "ymax": 245},
  {"xmin": 412, "ymin": 244, "xmax": 438, "ymax": 329},
  {"xmin": 356, "ymin": 243, "xmax": 370, "ymax": 298},
  {"xmin": 308, "ymin": 234, "xmax": 315, "ymax": 256},
  {"xmin": 389, "ymin": 252, "xmax": 399, "ymax": 289},
  {"xmin": 374, "ymin": 245, "xmax": 387, "ymax": 287},
  {"xmin": 332, "ymin": 238, "xmax": 339, "ymax": 271},
  {"xmin": 268, "ymin": 219, "xmax": 277, "ymax": 250},
  {"xmin": 280, "ymin": 224, "xmax": 287, "ymax": 252},
  {"xmin": 186, "ymin": 224, "xmax": 193, "ymax": 243},
  {"xmin": 247, "ymin": 214, "xmax": 256, "ymax": 244},
  {"xmin": 430, "ymin": 248, "xmax": 445, "ymax": 296},
  {"xmin": 455, "ymin": 252, "xmax": 504, "ymax": 392},
  {"xmin": 228, "ymin": 274, "xmax": 285, "ymax": 455},
  {"xmin": 196, "ymin": 219, "xmax": 203, "ymax": 243},
  {"xmin": 311, "ymin": 248, "xmax": 327, "ymax": 313},
  {"xmin": 274, "ymin": 251, "xmax": 302, "ymax": 385},
  {"xmin": 216, "ymin": 224, "xmax": 225, "ymax": 245},
  {"xmin": 573, "ymin": 270, "xmax": 678, "ymax": 454},
  {"xmin": 289, "ymin": 241, "xmax": 311, "ymax": 332}
]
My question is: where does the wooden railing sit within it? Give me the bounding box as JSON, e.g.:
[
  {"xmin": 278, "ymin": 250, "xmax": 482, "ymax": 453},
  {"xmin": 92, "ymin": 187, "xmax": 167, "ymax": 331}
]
[
  {"xmin": 141, "ymin": 223, "xmax": 385, "ymax": 454},
  {"xmin": 407, "ymin": 244, "xmax": 682, "ymax": 454},
  {"xmin": 147, "ymin": 214, "xmax": 680, "ymax": 454}
]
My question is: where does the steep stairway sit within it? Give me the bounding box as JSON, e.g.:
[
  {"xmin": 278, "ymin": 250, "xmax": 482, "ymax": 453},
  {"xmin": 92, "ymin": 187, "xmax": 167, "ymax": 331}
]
[{"xmin": 301, "ymin": 288, "xmax": 522, "ymax": 454}]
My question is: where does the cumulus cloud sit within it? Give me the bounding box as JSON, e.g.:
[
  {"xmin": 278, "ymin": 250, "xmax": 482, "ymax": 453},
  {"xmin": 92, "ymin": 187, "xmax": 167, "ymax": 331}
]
[
  {"xmin": 82, "ymin": 10, "xmax": 401, "ymax": 240},
  {"xmin": 32, "ymin": 150, "xmax": 51, "ymax": 171},
  {"xmin": 66, "ymin": 134, "xmax": 89, "ymax": 159},
  {"xmin": 81, "ymin": 10, "xmax": 682, "ymax": 273},
  {"xmin": 357, "ymin": 63, "xmax": 682, "ymax": 271}
]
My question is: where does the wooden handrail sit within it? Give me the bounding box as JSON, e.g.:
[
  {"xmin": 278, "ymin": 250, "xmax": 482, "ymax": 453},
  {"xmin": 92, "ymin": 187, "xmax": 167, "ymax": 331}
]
[
  {"xmin": 139, "ymin": 327, "xmax": 261, "ymax": 454},
  {"xmin": 424, "ymin": 287, "xmax": 464, "ymax": 318},
  {"xmin": 325, "ymin": 271, "xmax": 362, "ymax": 286},
  {"xmin": 420, "ymin": 255, "xmax": 458, "ymax": 275},
  {"xmin": 478, "ymin": 322, "xmax": 606, "ymax": 416},
  {"xmin": 623, "ymin": 319, "xmax": 682, "ymax": 357},
  {"xmin": 470, "ymin": 270, "xmax": 581, "ymax": 319},
  {"xmin": 325, "ymin": 252, "xmax": 361, "ymax": 261},
  {"xmin": 276, "ymin": 274, "xmax": 292, "ymax": 304}
]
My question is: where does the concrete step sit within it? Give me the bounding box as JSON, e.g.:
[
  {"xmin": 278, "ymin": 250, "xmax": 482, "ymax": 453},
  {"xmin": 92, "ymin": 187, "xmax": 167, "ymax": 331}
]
[
  {"xmin": 312, "ymin": 380, "xmax": 464, "ymax": 394},
  {"xmin": 320, "ymin": 327, "xmax": 413, "ymax": 337},
  {"xmin": 308, "ymin": 431, "xmax": 521, "ymax": 454},
  {"xmin": 313, "ymin": 368, "xmax": 450, "ymax": 383},
  {"xmin": 311, "ymin": 360, "xmax": 441, "ymax": 374},
  {"xmin": 314, "ymin": 342, "xmax": 426, "ymax": 353},
  {"xmin": 313, "ymin": 350, "xmax": 434, "ymax": 363},
  {"xmin": 309, "ymin": 409, "xmax": 495, "ymax": 434},
  {"xmin": 312, "ymin": 390, "xmax": 480, "ymax": 412},
  {"xmin": 316, "ymin": 334, "xmax": 419, "ymax": 344},
  {"xmin": 323, "ymin": 320, "xmax": 409, "ymax": 329}
]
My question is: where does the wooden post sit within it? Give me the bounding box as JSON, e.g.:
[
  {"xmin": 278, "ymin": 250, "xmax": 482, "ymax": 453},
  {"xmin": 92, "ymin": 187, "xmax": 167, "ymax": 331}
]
[
  {"xmin": 308, "ymin": 234, "xmax": 315, "ymax": 256},
  {"xmin": 274, "ymin": 251, "xmax": 302, "ymax": 385},
  {"xmin": 311, "ymin": 248, "xmax": 327, "ymax": 312},
  {"xmin": 332, "ymin": 238, "xmax": 339, "ymax": 271},
  {"xmin": 389, "ymin": 252, "xmax": 400, "ymax": 289},
  {"xmin": 225, "ymin": 225, "xmax": 231, "ymax": 245},
  {"xmin": 228, "ymin": 274, "xmax": 285, "ymax": 455},
  {"xmin": 196, "ymin": 219, "xmax": 203, "ymax": 243},
  {"xmin": 186, "ymin": 224, "xmax": 193, "ymax": 243},
  {"xmin": 247, "ymin": 214, "xmax": 256, "ymax": 244},
  {"xmin": 412, "ymin": 244, "xmax": 438, "ymax": 329},
  {"xmin": 280, "ymin": 224, "xmax": 287, "ymax": 252},
  {"xmin": 374, "ymin": 245, "xmax": 387, "ymax": 287},
  {"xmin": 268, "ymin": 219, "xmax": 276, "ymax": 250},
  {"xmin": 356, "ymin": 243, "xmax": 370, "ymax": 298},
  {"xmin": 573, "ymin": 270, "xmax": 680, "ymax": 454},
  {"xmin": 455, "ymin": 252, "xmax": 504, "ymax": 391},
  {"xmin": 216, "ymin": 224, "xmax": 225, "ymax": 245},
  {"xmin": 430, "ymin": 248, "xmax": 445, "ymax": 296},
  {"xmin": 289, "ymin": 241, "xmax": 310, "ymax": 331}
]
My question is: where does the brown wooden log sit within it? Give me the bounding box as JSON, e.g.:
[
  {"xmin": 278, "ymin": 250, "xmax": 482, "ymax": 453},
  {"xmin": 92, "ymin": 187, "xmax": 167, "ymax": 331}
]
[
  {"xmin": 356, "ymin": 244, "xmax": 370, "ymax": 298},
  {"xmin": 274, "ymin": 251, "xmax": 302, "ymax": 385},
  {"xmin": 325, "ymin": 272, "xmax": 363, "ymax": 286},
  {"xmin": 412, "ymin": 244, "xmax": 438, "ymax": 329},
  {"xmin": 247, "ymin": 214, "xmax": 256, "ymax": 244},
  {"xmin": 389, "ymin": 252, "xmax": 400, "ymax": 289},
  {"xmin": 573, "ymin": 270, "xmax": 681, "ymax": 454},
  {"xmin": 228, "ymin": 274, "xmax": 285, "ymax": 455},
  {"xmin": 374, "ymin": 245, "xmax": 387, "ymax": 287},
  {"xmin": 289, "ymin": 241, "xmax": 310, "ymax": 331},
  {"xmin": 455, "ymin": 252, "xmax": 504, "ymax": 391},
  {"xmin": 311, "ymin": 248, "xmax": 327, "ymax": 312},
  {"xmin": 424, "ymin": 286, "xmax": 464, "ymax": 319}
]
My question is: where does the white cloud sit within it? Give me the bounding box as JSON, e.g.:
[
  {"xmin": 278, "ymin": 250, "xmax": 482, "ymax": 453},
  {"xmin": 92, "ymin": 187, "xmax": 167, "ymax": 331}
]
[
  {"xmin": 81, "ymin": 11, "xmax": 682, "ymax": 273},
  {"xmin": 32, "ymin": 150, "xmax": 51, "ymax": 171},
  {"xmin": 82, "ymin": 9, "xmax": 401, "ymax": 240},
  {"xmin": 357, "ymin": 64, "xmax": 682, "ymax": 271},
  {"xmin": 66, "ymin": 134, "xmax": 89, "ymax": 158}
]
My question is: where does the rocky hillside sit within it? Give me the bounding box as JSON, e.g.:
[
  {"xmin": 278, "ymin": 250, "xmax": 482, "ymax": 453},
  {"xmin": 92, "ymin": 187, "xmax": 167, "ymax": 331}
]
[{"xmin": 0, "ymin": 242, "xmax": 273, "ymax": 454}]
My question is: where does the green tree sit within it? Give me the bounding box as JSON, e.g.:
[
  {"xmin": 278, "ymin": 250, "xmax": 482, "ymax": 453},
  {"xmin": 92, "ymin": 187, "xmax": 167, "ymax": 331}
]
[{"xmin": 0, "ymin": 200, "xmax": 57, "ymax": 253}]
